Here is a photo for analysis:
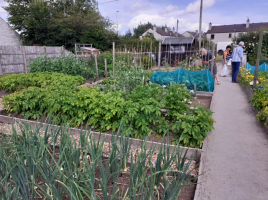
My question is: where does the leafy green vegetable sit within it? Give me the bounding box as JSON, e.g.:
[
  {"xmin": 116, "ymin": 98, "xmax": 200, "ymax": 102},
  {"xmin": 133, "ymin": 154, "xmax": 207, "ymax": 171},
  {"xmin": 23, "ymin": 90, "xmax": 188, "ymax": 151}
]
[{"xmin": 0, "ymin": 72, "xmax": 85, "ymax": 92}]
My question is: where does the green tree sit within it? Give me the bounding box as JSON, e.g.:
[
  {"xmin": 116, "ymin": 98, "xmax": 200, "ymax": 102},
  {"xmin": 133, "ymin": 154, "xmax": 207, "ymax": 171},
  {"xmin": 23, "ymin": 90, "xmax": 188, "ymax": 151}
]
[
  {"xmin": 4, "ymin": 0, "xmax": 115, "ymax": 51},
  {"xmin": 233, "ymin": 29, "xmax": 268, "ymax": 65},
  {"xmin": 125, "ymin": 28, "xmax": 132, "ymax": 38},
  {"xmin": 133, "ymin": 22, "xmax": 153, "ymax": 38}
]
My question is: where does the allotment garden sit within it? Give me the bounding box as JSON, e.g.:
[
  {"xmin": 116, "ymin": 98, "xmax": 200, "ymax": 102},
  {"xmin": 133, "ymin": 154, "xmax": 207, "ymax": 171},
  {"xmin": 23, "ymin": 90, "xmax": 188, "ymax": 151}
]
[{"xmin": 0, "ymin": 53, "xmax": 215, "ymax": 199}]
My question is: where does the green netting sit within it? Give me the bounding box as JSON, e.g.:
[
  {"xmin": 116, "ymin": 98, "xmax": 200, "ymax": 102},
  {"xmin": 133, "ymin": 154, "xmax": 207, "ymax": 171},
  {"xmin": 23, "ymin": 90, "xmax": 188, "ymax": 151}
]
[
  {"xmin": 150, "ymin": 68, "xmax": 214, "ymax": 92},
  {"xmin": 246, "ymin": 62, "xmax": 268, "ymax": 74}
]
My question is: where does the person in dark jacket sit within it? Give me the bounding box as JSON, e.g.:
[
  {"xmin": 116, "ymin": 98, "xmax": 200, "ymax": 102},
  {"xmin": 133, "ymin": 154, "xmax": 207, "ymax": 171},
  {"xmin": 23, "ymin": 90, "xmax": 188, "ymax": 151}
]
[{"xmin": 200, "ymin": 48, "xmax": 220, "ymax": 85}]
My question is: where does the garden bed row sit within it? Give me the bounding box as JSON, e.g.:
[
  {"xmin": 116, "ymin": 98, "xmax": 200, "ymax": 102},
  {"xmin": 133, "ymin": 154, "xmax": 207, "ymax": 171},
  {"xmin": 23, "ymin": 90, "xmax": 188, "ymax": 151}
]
[{"xmin": 0, "ymin": 87, "xmax": 213, "ymax": 199}]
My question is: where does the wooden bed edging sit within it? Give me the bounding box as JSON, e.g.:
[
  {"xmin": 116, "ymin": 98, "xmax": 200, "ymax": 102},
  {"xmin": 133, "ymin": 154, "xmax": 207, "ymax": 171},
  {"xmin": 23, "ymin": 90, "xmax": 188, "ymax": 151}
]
[{"xmin": 0, "ymin": 113, "xmax": 202, "ymax": 161}]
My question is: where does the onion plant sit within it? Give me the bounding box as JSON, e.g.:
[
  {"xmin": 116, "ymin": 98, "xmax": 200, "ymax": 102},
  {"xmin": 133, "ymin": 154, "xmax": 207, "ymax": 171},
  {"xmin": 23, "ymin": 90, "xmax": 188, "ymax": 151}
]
[{"xmin": 0, "ymin": 121, "xmax": 199, "ymax": 199}]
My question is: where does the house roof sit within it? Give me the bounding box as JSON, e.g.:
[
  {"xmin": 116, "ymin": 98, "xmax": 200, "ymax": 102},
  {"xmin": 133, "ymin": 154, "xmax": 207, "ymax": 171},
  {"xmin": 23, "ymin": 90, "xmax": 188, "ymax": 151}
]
[
  {"xmin": 183, "ymin": 31, "xmax": 206, "ymax": 38},
  {"xmin": 207, "ymin": 22, "xmax": 268, "ymax": 34},
  {"xmin": 162, "ymin": 37, "xmax": 195, "ymax": 45},
  {"xmin": 153, "ymin": 27, "xmax": 182, "ymax": 37}
]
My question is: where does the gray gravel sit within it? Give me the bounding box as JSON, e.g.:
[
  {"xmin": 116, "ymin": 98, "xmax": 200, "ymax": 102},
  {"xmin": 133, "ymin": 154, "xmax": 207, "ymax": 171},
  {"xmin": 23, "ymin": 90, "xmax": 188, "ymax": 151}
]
[{"xmin": 195, "ymin": 65, "xmax": 268, "ymax": 200}]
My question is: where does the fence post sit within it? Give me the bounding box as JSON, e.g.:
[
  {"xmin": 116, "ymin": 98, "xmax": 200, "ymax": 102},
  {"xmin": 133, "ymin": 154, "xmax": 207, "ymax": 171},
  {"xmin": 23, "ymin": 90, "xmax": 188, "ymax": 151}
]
[
  {"xmin": 158, "ymin": 42, "xmax": 161, "ymax": 67},
  {"xmin": 253, "ymin": 29, "xmax": 264, "ymax": 89},
  {"xmin": 105, "ymin": 58, "xmax": 107, "ymax": 78},
  {"xmin": 61, "ymin": 46, "xmax": 65, "ymax": 58},
  {"xmin": 22, "ymin": 46, "xmax": 28, "ymax": 73},
  {"xmin": 113, "ymin": 42, "xmax": 115, "ymax": 77},
  {"xmin": 95, "ymin": 55, "xmax": 99, "ymax": 81},
  {"xmin": 211, "ymin": 43, "xmax": 215, "ymax": 77},
  {"xmin": 0, "ymin": 54, "xmax": 3, "ymax": 75}
]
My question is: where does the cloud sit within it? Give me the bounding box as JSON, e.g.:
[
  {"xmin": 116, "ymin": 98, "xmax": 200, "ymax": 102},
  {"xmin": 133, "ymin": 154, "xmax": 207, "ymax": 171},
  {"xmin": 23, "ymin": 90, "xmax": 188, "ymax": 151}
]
[
  {"xmin": 130, "ymin": 2, "xmax": 150, "ymax": 12},
  {"xmin": 184, "ymin": 0, "xmax": 215, "ymax": 14},
  {"xmin": 127, "ymin": 13, "xmax": 210, "ymax": 33},
  {"xmin": 158, "ymin": 5, "xmax": 180, "ymax": 15}
]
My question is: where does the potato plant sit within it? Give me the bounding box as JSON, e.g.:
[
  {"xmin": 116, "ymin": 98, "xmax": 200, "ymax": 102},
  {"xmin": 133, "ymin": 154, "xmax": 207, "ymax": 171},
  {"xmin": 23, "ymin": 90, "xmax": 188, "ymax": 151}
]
[
  {"xmin": 0, "ymin": 72, "xmax": 85, "ymax": 92},
  {"xmin": 2, "ymin": 73, "xmax": 214, "ymax": 148}
]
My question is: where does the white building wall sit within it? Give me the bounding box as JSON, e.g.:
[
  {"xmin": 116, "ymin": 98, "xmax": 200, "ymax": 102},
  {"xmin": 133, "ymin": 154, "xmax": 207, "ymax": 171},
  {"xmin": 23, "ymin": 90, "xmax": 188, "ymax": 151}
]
[
  {"xmin": 206, "ymin": 32, "xmax": 245, "ymax": 44},
  {"xmin": 182, "ymin": 32, "xmax": 193, "ymax": 37},
  {"xmin": 141, "ymin": 29, "xmax": 163, "ymax": 41},
  {"xmin": 0, "ymin": 17, "xmax": 22, "ymax": 46}
]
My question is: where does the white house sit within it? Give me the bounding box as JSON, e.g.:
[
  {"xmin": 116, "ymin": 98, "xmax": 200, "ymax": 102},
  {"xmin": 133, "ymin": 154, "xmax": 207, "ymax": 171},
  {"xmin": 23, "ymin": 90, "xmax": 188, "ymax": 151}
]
[
  {"xmin": 0, "ymin": 17, "xmax": 22, "ymax": 46},
  {"xmin": 206, "ymin": 19, "xmax": 268, "ymax": 44},
  {"xmin": 182, "ymin": 30, "xmax": 205, "ymax": 38},
  {"xmin": 140, "ymin": 25, "xmax": 181, "ymax": 41}
]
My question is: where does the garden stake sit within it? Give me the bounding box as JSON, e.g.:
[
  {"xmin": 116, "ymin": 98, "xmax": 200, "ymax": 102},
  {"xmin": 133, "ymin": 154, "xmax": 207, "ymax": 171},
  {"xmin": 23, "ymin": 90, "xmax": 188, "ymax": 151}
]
[
  {"xmin": 254, "ymin": 29, "xmax": 264, "ymax": 89},
  {"xmin": 113, "ymin": 42, "xmax": 115, "ymax": 77},
  {"xmin": 105, "ymin": 58, "xmax": 107, "ymax": 78},
  {"xmin": 94, "ymin": 55, "xmax": 99, "ymax": 80}
]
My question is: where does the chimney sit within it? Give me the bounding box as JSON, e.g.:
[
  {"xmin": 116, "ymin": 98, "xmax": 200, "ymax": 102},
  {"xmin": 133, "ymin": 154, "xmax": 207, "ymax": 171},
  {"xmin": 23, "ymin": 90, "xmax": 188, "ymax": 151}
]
[
  {"xmin": 209, "ymin": 22, "xmax": 212, "ymax": 30},
  {"xmin": 246, "ymin": 18, "xmax": 250, "ymax": 28},
  {"xmin": 165, "ymin": 26, "xmax": 168, "ymax": 33},
  {"xmin": 173, "ymin": 27, "xmax": 175, "ymax": 34},
  {"xmin": 153, "ymin": 24, "xmax": 156, "ymax": 32}
]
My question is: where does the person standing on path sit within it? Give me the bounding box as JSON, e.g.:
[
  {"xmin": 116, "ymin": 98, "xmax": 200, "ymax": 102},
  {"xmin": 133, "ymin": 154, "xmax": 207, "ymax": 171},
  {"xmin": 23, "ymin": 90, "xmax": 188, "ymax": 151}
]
[
  {"xmin": 231, "ymin": 41, "xmax": 244, "ymax": 83},
  {"xmin": 200, "ymin": 48, "xmax": 220, "ymax": 85},
  {"xmin": 223, "ymin": 45, "xmax": 232, "ymax": 67}
]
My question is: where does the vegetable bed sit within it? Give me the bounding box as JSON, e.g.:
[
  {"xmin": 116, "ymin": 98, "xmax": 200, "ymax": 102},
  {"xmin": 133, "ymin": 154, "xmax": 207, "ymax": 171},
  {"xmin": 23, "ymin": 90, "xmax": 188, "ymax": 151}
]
[
  {"xmin": 0, "ymin": 123, "xmax": 198, "ymax": 199},
  {"xmin": 0, "ymin": 72, "xmax": 214, "ymax": 149}
]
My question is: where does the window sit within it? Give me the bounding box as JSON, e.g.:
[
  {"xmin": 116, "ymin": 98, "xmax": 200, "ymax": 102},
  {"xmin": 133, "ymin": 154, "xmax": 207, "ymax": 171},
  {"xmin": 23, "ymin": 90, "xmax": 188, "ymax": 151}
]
[
  {"xmin": 229, "ymin": 33, "xmax": 232, "ymax": 38},
  {"xmin": 211, "ymin": 34, "xmax": 215, "ymax": 39},
  {"xmin": 170, "ymin": 46, "xmax": 185, "ymax": 53},
  {"xmin": 238, "ymin": 33, "xmax": 242, "ymax": 37}
]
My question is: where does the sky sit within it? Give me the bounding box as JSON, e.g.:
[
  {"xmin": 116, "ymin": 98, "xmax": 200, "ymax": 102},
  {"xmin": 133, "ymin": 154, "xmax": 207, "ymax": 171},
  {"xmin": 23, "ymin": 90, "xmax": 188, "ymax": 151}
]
[{"xmin": 1, "ymin": 0, "xmax": 268, "ymax": 35}]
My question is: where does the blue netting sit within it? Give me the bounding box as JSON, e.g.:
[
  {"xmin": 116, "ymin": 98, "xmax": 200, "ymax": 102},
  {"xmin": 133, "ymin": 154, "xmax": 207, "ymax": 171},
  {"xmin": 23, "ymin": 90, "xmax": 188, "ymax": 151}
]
[
  {"xmin": 246, "ymin": 62, "xmax": 268, "ymax": 74},
  {"xmin": 150, "ymin": 68, "xmax": 214, "ymax": 92}
]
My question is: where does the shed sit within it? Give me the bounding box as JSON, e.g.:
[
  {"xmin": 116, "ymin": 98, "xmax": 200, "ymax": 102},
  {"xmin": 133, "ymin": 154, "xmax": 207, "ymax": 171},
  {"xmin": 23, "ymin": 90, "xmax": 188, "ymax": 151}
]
[{"xmin": 161, "ymin": 37, "xmax": 195, "ymax": 64}]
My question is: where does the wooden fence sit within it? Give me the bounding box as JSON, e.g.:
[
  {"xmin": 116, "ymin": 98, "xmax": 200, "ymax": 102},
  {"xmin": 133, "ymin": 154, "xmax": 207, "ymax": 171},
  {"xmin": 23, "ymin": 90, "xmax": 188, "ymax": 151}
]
[{"xmin": 0, "ymin": 46, "xmax": 70, "ymax": 75}]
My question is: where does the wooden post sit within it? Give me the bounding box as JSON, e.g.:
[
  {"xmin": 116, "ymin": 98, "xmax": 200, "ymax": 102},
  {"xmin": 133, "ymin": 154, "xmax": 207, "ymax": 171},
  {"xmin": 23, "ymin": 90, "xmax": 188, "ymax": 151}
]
[
  {"xmin": 140, "ymin": 43, "xmax": 142, "ymax": 66},
  {"xmin": 199, "ymin": 0, "xmax": 203, "ymax": 50},
  {"xmin": 211, "ymin": 43, "xmax": 215, "ymax": 77},
  {"xmin": 104, "ymin": 58, "xmax": 107, "ymax": 78},
  {"xmin": 113, "ymin": 42, "xmax": 115, "ymax": 77},
  {"xmin": 194, "ymin": 84, "xmax": 197, "ymax": 96},
  {"xmin": 61, "ymin": 46, "xmax": 65, "ymax": 58},
  {"xmin": 158, "ymin": 42, "xmax": 161, "ymax": 67},
  {"xmin": 95, "ymin": 55, "xmax": 99, "ymax": 80},
  {"xmin": 0, "ymin": 54, "xmax": 3, "ymax": 75},
  {"xmin": 253, "ymin": 29, "xmax": 264, "ymax": 89},
  {"xmin": 22, "ymin": 46, "xmax": 28, "ymax": 73}
]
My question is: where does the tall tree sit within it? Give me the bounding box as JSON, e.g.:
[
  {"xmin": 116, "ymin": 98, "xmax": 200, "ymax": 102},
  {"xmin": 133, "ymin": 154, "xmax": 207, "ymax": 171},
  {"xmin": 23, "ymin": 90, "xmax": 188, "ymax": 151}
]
[
  {"xmin": 4, "ymin": 0, "xmax": 115, "ymax": 51},
  {"xmin": 132, "ymin": 22, "xmax": 153, "ymax": 38},
  {"xmin": 125, "ymin": 28, "xmax": 132, "ymax": 38}
]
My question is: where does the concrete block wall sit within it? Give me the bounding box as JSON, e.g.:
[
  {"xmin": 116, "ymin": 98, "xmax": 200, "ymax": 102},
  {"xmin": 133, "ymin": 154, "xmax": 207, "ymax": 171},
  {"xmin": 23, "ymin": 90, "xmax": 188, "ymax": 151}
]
[{"xmin": 0, "ymin": 17, "xmax": 22, "ymax": 46}]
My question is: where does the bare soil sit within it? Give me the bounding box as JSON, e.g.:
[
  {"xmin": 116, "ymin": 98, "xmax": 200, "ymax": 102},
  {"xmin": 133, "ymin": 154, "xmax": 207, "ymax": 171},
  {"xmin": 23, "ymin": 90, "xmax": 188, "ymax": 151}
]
[
  {"xmin": 0, "ymin": 90, "xmax": 12, "ymax": 98},
  {"xmin": 191, "ymin": 97, "xmax": 211, "ymax": 109}
]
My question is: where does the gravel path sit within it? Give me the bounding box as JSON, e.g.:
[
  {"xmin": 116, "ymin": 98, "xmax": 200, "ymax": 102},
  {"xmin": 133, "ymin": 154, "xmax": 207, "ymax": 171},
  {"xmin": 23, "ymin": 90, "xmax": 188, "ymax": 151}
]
[{"xmin": 195, "ymin": 64, "xmax": 268, "ymax": 200}]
